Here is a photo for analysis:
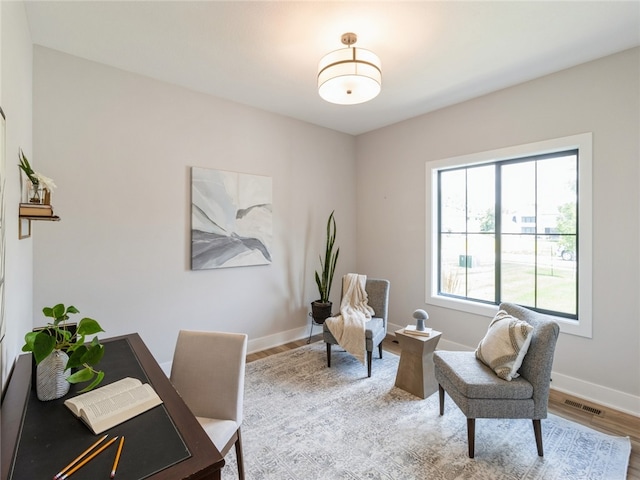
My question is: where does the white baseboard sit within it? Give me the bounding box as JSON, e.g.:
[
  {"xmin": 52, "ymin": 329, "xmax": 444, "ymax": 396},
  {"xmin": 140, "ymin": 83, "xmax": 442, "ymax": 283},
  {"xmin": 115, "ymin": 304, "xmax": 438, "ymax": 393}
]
[
  {"xmin": 247, "ymin": 325, "xmax": 312, "ymax": 354},
  {"xmin": 389, "ymin": 322, "xmax": 640, "ymax": 417},
  {"xmin": 550, "ymin": 372, "xmax": 640, "ymax": 417},
  {"xmin": 387, "ymin": 322, "xmax": 405, "ymax": 338}
]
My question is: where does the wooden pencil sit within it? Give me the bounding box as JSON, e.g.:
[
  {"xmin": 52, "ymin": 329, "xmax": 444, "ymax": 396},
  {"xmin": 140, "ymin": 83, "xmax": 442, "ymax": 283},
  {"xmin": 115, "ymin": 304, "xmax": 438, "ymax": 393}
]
[
  {"xmin": 60, "ymin": 436, "xmax": 118, "ymax": 479},
  {"xmin": 110, "ymin": 436, "xmax": 125, "ymax": 478},
  {"xmin": 53, "ymin": 435, "xmax": 108, "ymax": 480}
]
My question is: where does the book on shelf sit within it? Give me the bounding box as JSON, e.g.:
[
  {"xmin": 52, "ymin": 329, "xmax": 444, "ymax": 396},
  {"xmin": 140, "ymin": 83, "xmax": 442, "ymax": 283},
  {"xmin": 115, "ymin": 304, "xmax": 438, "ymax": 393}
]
[
  {"xmin": 19, "ymin": 203, "xmax": 53, "ymax": 217},
  {"xmin": 403, "ymin": 325, "xmax": 432, "ymax": 337},
  {"xmin": 19, "ymin": 202, "xmax": 51, "ymax": 209},
  {"xmin": 64, "ymin": 377, "xmax": 163, "ymax": 434}
]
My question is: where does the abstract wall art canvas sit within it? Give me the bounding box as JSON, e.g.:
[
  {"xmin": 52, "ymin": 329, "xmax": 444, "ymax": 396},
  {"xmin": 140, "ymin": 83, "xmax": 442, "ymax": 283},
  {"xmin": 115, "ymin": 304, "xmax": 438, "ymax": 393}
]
[{"xmin": 191, "ymin": 167, "xmax": 272, "ymax": 270}]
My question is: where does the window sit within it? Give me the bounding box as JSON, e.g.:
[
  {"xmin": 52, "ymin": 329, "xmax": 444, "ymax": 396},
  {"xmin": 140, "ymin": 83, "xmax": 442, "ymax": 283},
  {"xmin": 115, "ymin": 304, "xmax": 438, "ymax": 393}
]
[{"xmin": 426, "ymin": 133, "xmax": 592, "ymax": 337}]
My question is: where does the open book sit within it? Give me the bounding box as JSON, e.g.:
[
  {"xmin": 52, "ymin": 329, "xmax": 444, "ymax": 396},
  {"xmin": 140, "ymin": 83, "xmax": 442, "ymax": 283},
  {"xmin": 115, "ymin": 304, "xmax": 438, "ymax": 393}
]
[{"xmin": 64, "ymin": 377, "xmax": 163, "ymax": 434}]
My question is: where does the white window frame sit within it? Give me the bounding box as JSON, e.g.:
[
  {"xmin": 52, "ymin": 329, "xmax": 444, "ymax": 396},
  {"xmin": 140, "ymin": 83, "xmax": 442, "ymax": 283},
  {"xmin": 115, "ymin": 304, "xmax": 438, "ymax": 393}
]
[{"xmin": 426, "ymin": 133, "xmax": 593, "ymax": 338}]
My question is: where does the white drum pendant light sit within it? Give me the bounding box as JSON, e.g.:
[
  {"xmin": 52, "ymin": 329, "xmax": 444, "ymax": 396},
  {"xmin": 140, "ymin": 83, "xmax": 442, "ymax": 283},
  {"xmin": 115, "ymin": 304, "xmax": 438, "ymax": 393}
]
[{"xmin": 318, "ymin": 32, "xmax": 382, "ymax": 105}]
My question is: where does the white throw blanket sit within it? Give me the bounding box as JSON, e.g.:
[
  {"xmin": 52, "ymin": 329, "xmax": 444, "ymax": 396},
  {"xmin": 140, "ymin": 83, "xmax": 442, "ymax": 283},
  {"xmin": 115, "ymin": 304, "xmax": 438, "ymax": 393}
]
[{"xmin": 325, "ymin": 273, "xmax": 375, "ymax": 365}]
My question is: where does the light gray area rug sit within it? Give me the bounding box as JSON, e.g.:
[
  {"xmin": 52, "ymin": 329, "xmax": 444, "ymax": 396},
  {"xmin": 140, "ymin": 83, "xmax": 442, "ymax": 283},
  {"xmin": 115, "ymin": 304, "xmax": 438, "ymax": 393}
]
[{"xmin": 222, "ymin": 342, "xmax": 630, "ymax": 479}]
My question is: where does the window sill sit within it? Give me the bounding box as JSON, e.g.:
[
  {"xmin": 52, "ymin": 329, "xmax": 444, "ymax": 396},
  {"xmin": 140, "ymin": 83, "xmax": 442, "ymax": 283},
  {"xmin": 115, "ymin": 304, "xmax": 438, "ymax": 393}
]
[{"xmin": 427, "ymin": 294, "xmax": 592, "ymax": 338}]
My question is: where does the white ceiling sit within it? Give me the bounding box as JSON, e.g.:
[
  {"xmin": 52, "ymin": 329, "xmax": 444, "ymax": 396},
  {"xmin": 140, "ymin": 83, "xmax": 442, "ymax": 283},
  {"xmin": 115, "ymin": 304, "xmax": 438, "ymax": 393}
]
[{"xmin": 24, "ymin": 1, "xmax": 640, "ymax": 135}]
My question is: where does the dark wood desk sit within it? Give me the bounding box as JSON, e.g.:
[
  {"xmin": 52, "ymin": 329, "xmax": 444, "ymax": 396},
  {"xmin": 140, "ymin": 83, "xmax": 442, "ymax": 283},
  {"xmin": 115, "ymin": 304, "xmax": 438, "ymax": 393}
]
[{"xmin": 1, "ymin": 333, "xmax": 224, "ymax": 480}]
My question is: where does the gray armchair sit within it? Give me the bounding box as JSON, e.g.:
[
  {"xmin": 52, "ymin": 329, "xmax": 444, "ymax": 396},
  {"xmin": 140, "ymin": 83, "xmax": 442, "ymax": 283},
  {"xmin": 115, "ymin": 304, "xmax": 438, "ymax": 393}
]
[
  {"xmin": 433, "ymin": 302, "xmax": 559, "ymax": 458},
  {"xmin": 323, "ymin": 278, "xmax": 390, "ymax": 377}
]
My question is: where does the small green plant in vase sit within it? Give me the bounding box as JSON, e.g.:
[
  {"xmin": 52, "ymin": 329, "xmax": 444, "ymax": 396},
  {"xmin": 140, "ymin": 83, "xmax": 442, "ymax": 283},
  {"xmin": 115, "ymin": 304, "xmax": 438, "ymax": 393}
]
[{"xmin": 22, "ymin": 304, "xmax": 106, "ymax": 400}]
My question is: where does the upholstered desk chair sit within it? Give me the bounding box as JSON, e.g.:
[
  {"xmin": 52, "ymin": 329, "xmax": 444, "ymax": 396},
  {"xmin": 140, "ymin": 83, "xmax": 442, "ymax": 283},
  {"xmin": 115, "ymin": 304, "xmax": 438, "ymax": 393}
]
[
  {"xmin": 434, "ymin": 303, "xmax": 559, "ymax": 458},
  {"xmin": 170, "ymin": 330, "xmax": 248, "ymax": 479},
  {"xmin": 323, "ymin": 278, "xmax": 390, "ymax": 377}
]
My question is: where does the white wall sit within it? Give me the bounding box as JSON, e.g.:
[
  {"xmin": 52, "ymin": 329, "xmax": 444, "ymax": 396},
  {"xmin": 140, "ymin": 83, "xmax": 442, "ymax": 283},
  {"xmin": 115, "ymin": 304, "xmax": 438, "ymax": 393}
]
[
  {"xmin": 1, "ymin": 1, "xmax": 34, "ymax": 389},
  {"xmin": 32, "ymin": 47, "xmax": 357, "ymax": 366},
  {"xmin": 356, "ymin": 48, "xmax": 640, "ymax": 415}
]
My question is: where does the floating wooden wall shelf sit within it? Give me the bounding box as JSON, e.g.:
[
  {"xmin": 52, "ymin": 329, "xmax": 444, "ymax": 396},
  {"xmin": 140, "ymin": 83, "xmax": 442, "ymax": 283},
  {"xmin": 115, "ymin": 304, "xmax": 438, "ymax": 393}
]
[
  {"xmin": 18, "ymin": 215, "xmax": 60, "ymax": 221},
  {"xmin": 18, "ymin": 206, "xmax": 61, "ymax": 239}
]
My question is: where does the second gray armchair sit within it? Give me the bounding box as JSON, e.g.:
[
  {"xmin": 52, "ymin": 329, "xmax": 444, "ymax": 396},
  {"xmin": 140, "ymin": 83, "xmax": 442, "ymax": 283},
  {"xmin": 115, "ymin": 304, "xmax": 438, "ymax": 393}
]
[{"xmin": 434, "ymin": 303, "xmax": 559, "ymax": 458}]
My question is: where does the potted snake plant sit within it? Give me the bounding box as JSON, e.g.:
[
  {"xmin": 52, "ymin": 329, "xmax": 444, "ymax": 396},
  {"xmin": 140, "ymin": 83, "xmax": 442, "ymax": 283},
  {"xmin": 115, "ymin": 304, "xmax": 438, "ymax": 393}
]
[{"xmin": 311, "ymin": 211, "xmax": 340, "ymax": 323}]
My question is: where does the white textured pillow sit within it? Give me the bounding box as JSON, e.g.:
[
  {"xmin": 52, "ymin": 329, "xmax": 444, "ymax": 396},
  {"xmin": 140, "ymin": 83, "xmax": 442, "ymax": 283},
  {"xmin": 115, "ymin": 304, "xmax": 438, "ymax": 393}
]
[{"xmin": 475, "ymin": 310, "xmax": 534, "ymax": 381}]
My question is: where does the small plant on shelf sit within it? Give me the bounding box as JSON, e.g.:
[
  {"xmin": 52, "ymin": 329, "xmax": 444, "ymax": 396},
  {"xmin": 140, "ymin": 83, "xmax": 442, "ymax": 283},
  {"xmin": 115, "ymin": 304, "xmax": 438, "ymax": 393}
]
[
  {"xmin": 22, "ymin": 303, "xmax": 106, "ymax": 393},
  {"xmin": 18, "ymin": 149, "xmax": 56, "ymax": 204}
]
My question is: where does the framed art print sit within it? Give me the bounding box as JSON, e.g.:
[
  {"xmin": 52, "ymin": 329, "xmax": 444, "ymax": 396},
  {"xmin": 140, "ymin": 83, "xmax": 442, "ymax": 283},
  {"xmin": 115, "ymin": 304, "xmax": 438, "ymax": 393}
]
[{"xmin": 191, "ymin": 167, "xmax": 272, "ymax": 270}]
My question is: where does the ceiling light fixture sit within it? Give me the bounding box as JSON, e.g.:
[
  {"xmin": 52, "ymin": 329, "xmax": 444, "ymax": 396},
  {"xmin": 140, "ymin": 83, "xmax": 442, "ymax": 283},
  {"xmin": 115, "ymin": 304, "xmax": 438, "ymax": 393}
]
[{"xmin": 317, "ymin": 32, "xmax": 382, "ymax": 105}]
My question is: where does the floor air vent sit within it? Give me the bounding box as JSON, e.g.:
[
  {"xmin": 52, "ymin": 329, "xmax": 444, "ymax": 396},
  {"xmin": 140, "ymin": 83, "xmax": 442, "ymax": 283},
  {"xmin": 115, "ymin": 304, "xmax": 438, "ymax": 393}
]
[{"xmin": 563, "ymin": 398, "xmax": 605, "ymax": 417}]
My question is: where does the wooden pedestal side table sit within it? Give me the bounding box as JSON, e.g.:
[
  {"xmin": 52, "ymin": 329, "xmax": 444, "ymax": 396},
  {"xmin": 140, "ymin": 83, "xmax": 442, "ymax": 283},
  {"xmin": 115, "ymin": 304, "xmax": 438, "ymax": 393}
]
[{"xmin": 394, "ymin": 328, "xmax": 442, "ymax": 399}]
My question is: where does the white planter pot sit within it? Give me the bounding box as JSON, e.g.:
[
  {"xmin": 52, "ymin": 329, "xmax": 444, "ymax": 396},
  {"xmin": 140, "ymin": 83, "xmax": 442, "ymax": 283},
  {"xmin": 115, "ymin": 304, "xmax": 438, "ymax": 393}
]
[{"xmin": 36, "ymin": 350, "xmax": 71, "ymax": 401}]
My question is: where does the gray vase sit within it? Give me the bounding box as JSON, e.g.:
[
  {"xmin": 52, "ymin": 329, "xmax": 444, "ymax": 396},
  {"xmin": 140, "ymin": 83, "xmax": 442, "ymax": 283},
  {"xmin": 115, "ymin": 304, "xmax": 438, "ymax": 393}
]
[{"xmin": 36, "ymin": 349, "xmax": 71, "ymax": 401}]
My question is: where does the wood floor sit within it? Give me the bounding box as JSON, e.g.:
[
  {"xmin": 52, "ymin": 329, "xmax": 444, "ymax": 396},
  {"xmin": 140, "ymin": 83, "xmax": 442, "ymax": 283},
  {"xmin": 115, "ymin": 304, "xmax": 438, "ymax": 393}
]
[{"xmin": 247, "ymin": 334, "xmax": 639, "ymax": 480}]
